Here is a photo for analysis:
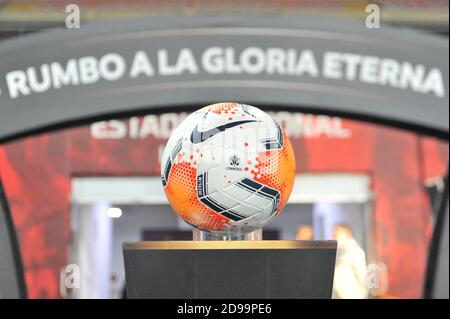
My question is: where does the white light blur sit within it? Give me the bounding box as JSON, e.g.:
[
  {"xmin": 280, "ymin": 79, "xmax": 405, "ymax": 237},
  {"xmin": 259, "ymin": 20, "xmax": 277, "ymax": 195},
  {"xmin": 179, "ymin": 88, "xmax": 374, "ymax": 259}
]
[{"xmin": 107, "ymin": 207, "xmax": 123, "ymax": 218}]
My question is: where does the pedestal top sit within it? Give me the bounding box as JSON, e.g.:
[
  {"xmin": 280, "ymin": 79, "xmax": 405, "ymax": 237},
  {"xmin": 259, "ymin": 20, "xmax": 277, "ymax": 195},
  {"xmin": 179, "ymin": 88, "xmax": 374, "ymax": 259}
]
[{"xmin": 123, "ymin": 240, "xmax": 337, "ymax": 250}]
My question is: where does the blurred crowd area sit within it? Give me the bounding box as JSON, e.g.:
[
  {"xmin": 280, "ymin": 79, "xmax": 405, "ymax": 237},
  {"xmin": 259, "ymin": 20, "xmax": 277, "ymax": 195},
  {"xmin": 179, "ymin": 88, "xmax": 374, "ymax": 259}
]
[{"xmin": 0, "ymin": 0, "xmax": 448, "ymax": 40}]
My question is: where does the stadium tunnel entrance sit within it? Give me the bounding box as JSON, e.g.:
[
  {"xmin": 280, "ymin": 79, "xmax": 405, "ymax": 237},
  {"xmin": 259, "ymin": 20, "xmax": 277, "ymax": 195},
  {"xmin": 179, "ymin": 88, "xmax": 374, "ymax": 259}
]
[
  {"xmin": 0, "ymin": 16, "xmax": 448, "ymax": 299},
  {"xmin": 69, "ymin": 174, "xmax": 374, "ymax": 298}
]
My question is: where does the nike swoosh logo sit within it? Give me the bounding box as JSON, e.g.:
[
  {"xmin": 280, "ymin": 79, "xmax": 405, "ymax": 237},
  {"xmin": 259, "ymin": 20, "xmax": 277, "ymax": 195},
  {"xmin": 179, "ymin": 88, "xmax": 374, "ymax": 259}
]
[{"xmin": 190, "ymin": 120, "xmax": 257, "ymax": 144}]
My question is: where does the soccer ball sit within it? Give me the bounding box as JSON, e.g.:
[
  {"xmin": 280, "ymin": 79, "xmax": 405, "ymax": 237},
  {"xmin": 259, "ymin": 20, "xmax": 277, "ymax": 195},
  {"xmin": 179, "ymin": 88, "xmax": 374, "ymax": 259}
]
[{"xmin": 161, "ymin": 102, "xmax": 295, "ymax": 235}]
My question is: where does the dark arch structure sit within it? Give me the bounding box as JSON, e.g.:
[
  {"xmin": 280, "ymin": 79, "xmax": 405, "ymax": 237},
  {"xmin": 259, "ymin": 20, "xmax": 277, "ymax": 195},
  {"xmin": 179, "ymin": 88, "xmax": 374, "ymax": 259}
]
[{"xmin": 0, "ymin": 15, "xmax": 448, "ymax": 299}]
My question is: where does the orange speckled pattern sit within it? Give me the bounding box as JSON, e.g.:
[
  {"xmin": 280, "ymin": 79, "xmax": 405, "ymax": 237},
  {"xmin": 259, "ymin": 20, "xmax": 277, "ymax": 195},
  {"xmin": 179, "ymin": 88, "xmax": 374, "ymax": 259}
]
[
  {"xmin": 164, "ymin": 162, "xmax": 230, "ymax": 231},
  {"xmin": 201, "ymin": 102, "xmax": 239, "ymax": 114},
  {"xmin": 253, "ymin": 130, "xmax": 296, "ymax": 216}
]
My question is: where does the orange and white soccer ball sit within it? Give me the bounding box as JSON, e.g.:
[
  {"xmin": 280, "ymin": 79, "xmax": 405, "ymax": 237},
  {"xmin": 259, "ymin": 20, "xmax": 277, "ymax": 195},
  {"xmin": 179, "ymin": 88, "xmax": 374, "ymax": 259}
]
[{"xmin": 161, "ymin": 102, "xmax": 296, "ymax": 235}]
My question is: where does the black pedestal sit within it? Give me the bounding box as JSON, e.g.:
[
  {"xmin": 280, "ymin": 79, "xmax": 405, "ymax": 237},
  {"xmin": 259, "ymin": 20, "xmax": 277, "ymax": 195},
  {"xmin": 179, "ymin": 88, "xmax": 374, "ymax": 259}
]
[{"xmin": 123, "ymin": 240, "xmax": 337, "ymax": 299}]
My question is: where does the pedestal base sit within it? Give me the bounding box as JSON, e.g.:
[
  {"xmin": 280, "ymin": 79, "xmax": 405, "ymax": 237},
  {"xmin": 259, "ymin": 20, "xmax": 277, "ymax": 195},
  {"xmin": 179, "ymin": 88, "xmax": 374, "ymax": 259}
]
[{"xmin": 123, "ymin": 240, "xmax": 337, "ymax": 299}]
